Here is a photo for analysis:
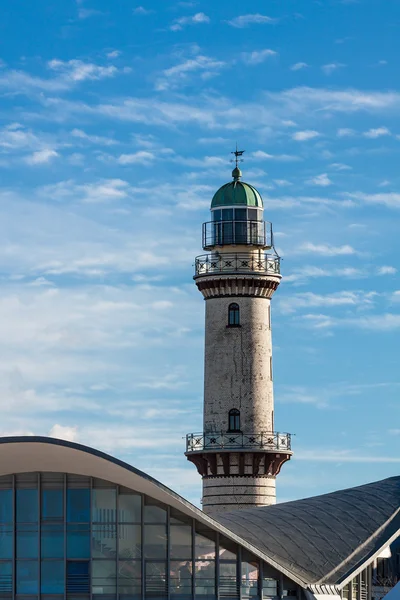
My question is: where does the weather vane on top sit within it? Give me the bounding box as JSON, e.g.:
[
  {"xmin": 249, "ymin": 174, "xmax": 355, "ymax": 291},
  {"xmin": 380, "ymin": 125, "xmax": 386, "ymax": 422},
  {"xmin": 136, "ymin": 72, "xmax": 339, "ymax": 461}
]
[{"xmin": 231, "ymin": 144, "xmax": 245, "ymax": 168}]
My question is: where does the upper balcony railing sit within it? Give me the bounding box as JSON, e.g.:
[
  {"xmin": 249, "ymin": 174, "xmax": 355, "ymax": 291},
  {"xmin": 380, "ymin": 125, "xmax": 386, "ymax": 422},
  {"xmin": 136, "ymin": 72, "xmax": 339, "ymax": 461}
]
[
  {"xmin": 202, "ymin": 220, "xmax": 272, "ymax": 250},
  {"xmin": 186, "ymin": 432, "xmax": 292, "ymax": 453},
  {"xmin": 194, "ymin": 253, "xmax": 280, "ymax": 278}
]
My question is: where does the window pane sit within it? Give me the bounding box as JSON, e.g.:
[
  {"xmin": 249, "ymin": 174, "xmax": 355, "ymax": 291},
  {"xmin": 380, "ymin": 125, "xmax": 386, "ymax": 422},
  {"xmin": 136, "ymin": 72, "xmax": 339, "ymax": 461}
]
[
  {"xmin": 42, "ymin": 489, "xmax": 63, "ymax": 520},
  {"xmin": 220, "ymin": 562, "xmax": 238, "ymax": 598},
  {"xmin": 170, "ymin": 560, "xmax": 192, "ymax": 598},
  {"xmin": 0, "ymin": 491, "xmax": 12, "ymax": 523},
  {"xmin": 248, "ymin": 209, "xmax": 259, "ymax": 221},
  {"xmin": 241, "ymin": 561, "xmax": 259, "ymax": 599},
  {"xmin": 222, "ymin": 209, "xmax": 233, "ymax": 221},
  {"xmin": 212, "ymin": 210, "xmax": 221, "ymax": 222},
  {"xmin": 92, "ymin": 524, "xmax": 117, "ymax": 559},
  {"xmin": 16, "ymin": 524, "xmax": 38, "ymax": 558},
  {"xmin": 144, "ymin": 501, "xmax": 166, "ymax": 523},
  {"xmin": 145, "ymin": 561, "xmax": 167, "ymax": 599},
  {"xmin": 170, "ymin": 525, "xmax": 192, "ymax": 559},
  {"xmin": 119, "ymin": 524, "xmax": 141, "ymax": 559},
  {"xmin": 234, "ymin": 209, "xmax": 246, "ymax": 221},
  {"xmin": 41, "ymin": 560, "xmax": 64, "ymax": 593},
  {"xmin": 67, "ymin": 560, "xmax": 90, "ymax": 594},
  {"xmin": 0, "ymin": 561, "xmax": 12, "ymax": 592},
  {"xmin": 16, "ymin": 560, "xmax": 38, "ymax": 594},
  {"xmin": 67, "ymin": 524, "xmax": 90, "ymax": 558},
  {"xmin": 195, "ymin": 560, "xmax": 215, "ymax": 599},
  {"xmin": 263, "ymin": 578, "xmax": 278, "ymax": 598},
  {"xmin": 41, "ymin": 523, "xmax": 64, "ymax": 558},
  {"xmin": 67, "ymin": 489, "xmax": 90, "ymax": 522},
  {"xmin": 219, "ymin": 538, "xmax": 237, "ymax": 560},
  {"xmin": 16, "ymin": 489, "xmax": 38, "ymax": 522},
  {"xmin": 0, "ymin": 526, "xmax": 12, "ymax": 559},
  {"xmin": 92, "ymin": 489, "xmax": 116, "ymax": 523},
  {"xmin": 195, "ymin": 532, "xmax": 215, "ymax": 560},
  {"xmin": 144, "ymin": 525, "xmax": 167, "ymax": 558},
  {"xmin": 119, "ymin": 560, "xmax": 141, "ymax": 598},
  {"xmin": 92, "ymin": 560, "xmax": 116, "ymax": 594},
  {"xmin": 119, "ymin": 494, "xmax": 141, "ymax": 523}
]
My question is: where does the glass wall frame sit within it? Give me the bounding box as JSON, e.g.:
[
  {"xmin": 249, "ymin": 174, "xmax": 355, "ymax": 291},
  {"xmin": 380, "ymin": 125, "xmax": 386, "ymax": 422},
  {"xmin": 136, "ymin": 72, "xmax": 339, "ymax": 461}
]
[{"xmin": 0, "ymin": 471, "xmax": 299, "ymax": 600}]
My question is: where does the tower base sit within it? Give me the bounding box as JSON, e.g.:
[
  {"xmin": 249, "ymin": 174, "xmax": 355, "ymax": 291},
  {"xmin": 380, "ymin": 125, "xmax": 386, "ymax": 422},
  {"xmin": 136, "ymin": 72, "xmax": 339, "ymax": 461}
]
[{"xmin": 202, "ymin": 475, "xmax": 276, "ymax": 515}]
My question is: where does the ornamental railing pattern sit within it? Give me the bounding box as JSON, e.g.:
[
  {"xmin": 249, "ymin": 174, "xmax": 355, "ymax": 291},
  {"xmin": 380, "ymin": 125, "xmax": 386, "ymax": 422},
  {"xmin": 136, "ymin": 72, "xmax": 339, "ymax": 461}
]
[
  {"xmin": 194, "ymin": 253, "xmax": 280, "ymax": 277},
  {"xmin": 202, "ymin": 220, "xmax": 272, "ymax": 250},
  {"xmin": 186, "ymin": 432, "xmax": 292, "ymax": 453}
]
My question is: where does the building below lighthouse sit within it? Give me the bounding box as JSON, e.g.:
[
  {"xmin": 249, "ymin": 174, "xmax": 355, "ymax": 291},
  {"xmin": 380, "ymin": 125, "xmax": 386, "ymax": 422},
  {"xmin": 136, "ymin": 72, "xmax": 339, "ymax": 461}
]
[{"xmin": 185, "ymin": 154, "xmax": 292, "ymax": 515}]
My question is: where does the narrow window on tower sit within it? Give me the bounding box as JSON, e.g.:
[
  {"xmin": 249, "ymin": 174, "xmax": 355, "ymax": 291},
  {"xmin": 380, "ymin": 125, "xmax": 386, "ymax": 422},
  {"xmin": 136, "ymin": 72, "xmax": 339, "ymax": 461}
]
[
  {"xmin": 228, "ymin": 303, "xmax": 240, "ymax": 327},
  {"xmin": 228, "ymin": 409, "xmax": 241, "ymax": 432}
]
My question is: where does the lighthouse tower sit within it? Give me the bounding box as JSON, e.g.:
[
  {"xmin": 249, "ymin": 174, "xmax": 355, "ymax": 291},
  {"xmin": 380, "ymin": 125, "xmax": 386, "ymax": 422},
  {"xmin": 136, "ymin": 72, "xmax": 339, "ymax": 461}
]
[{"xmin": 185, "ymin": 150, "xmax": 292, "ymax": 516}]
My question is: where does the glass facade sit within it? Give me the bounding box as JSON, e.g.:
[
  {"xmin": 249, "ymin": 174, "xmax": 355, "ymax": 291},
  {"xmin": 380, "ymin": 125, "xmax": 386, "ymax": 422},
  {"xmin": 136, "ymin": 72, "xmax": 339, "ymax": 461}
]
[{"xmin": 0, "ymin": 472, "xmax": 294, "ymax": 600}]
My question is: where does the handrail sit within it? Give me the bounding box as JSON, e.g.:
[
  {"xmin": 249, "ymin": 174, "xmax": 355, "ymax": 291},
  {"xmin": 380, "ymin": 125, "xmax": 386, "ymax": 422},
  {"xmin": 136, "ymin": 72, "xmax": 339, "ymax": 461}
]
[
  {"xmin": 186, "ymin": 431, "xmax": 292, "ymax": 453},
  {"xmin": 194, "ymin": 253, "xmax": 280, "ymax": 277}
]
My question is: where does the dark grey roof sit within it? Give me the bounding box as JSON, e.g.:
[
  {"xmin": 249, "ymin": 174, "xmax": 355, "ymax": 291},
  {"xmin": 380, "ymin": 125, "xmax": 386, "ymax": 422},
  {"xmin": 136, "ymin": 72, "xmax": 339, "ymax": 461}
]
[{"xmin": 217, "ymin": 476, "xmax": 400, "ymax": 586}]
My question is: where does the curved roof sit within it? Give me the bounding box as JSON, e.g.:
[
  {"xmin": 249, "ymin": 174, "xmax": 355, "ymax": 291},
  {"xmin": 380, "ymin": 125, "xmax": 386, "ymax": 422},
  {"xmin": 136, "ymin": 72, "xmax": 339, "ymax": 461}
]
[
  {"xmin": 211, "ymin": 180, "xmax": 263, "ymax": 209},
  {"xmin": 0, "ymin": 436, "xmax": 398, "ymax": 590},
  {"xmin": 217, "ymin": 476, "xmax": 400, "ymax": 586}
]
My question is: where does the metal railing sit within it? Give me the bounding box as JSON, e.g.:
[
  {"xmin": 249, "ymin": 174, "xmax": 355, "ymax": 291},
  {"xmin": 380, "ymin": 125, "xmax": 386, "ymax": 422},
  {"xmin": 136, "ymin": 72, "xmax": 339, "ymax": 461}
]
[
  {"xmin": 194, "ymin": 253, "xmax": 280, "ymax": 277},
  {"xmin": 202, "ymin": 220, "xmax": 272, "ymax": 250},
  {"xmin": 186, "ymin": 432, "xmax": 292, "ymax": 453}
]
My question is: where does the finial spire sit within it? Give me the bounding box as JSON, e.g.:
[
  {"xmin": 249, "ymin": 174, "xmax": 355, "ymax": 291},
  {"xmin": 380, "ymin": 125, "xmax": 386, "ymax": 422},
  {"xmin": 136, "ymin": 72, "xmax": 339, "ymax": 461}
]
[{"xmin": 231, "ymin": 144, "xmax": 245, "ymax": 181}]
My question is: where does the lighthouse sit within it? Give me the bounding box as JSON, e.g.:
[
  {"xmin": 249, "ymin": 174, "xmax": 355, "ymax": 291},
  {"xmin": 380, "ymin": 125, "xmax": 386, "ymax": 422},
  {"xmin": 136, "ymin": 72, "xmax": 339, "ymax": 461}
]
[{"xmin": 185, "ymin": 150, "xmax": 293, "ymax": 516}]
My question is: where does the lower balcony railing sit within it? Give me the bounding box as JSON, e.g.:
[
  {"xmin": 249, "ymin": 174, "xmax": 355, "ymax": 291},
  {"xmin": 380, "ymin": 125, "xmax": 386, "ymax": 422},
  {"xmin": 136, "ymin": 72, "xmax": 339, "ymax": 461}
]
[
  {"xmin": 194, "ymin": 253, "xmax": 280, "ymax": 278},
  {"xmin": 186, "ymin": 432, "xmax": 292, "ymax": 453}
]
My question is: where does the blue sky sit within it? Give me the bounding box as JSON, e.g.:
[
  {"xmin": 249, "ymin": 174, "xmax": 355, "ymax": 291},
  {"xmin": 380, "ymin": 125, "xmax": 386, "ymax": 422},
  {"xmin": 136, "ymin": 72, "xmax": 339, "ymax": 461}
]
[{"xmin": 0, "ymin": 0, "xmax": 399, "ymax": 507}]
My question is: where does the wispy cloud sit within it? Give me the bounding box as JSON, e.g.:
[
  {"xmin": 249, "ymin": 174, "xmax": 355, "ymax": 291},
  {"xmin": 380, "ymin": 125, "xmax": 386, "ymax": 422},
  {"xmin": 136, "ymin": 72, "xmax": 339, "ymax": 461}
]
[
  {"xmin": 292, "ymin": 130, "xmax": 320, "ymax": 141},
  {"xmin": 252, "ymin": 150, "xmax": 301, "ymax": 162},
  {"xmin": 117, "ymin": 151, "xmax": 155, "ymax": 165},
  {"xmin": 290, "ymin": 62, "xmax": 309, "ymax": 71},
  {"xmin": 337, "ymin": 128, "xmax": 356, "ymax": 137},
  {"xmin": 71, "ymin": 128, "xmax": 118, "ymax": 146},
  {"xmin": 321, "ymin": 62, "xmax": 346, "ymax": 75},
  {"xmin": 241, "ymin": 49, "xmax": 277, "ymax": 65},
  {"xmin": 227, "ymin": 14, "xmax": 276, "ymax": 28},
  {"xmin": 170, "ymin": 12, "xmax": 210, "ymax": 31},
  {"xmin": 377, "ymin": 266, "xmax": 397, "ymax": 275},
  {"xmin": 345, "ymin": 191, "xmax": 400, "ymax": 208},
  {"xmin": 25, "ymin": 149, "xmax": 59, "ymax": 165},
  {"xmin": 306, "ymin": 173, "xmax": 332, "ymax": 187},
  {"xmin": 133, "ymin": 6, "xmax": 153, "ymax": 15},
  {"xmin": 296, "ymin": 242, "xmax": 357, "ymax": 256},
  {"xmin": 155, "ymin": 55, "xmax": 226, "ymax": 91},
  {"xmin": 278, "ymin": 291, "xmax": 376, "ymax": 315},
  {"xmin": 363, "ymin": 126, "xmax": 391, "ymax": 138}
]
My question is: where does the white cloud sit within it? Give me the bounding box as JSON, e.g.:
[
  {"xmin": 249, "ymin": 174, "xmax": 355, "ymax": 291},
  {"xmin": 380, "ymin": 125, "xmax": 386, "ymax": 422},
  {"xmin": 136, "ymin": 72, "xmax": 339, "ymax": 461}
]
[
  {"xmin": 377, "ymin": 266, "xmax": 397, "ymax": 275},
  {"xmin": 49, "ymin": 424, "xmax": 79, "ymax": 442},
  {"xmin": 363, "ymin": 126, "xmax": 391, "ymax": 138},
  {"xmin": 170, "ymin": 12, "xmax": 210, "ymax": 31},
  {"xmin": 290, "ymin": 62, "xmax": 308, "ymax": 71},
  {"xmin": 337, "ymin": 128, "xmax": 356, "ymax": 137},
  {"xmin": 227, "ymin": 14, "xmax": 276, "ymax": 27},
  {"xmin": 106, "ymin": 50, "xmax": 121, "ymax": 58},
  {"xmin": 297, "ymin": 242, "xmax": 357, "ymax": 256},
  {"xmin": 252, "ymin": 150, "xmax": 300, "ymax": 162},
  {"xmin": 155, "ymin": 55, "xmax": 226, "ymax": 91},
  {"xmin": 71, "ymin": 128, "xmax": 117, "ymax": 146},
  {"xmin": 346, "ymin": 191, "xmax": 400, "ymax": 208},
  {"xmin": 279, "ymin": 291, "xmax": 376, "ymax": 315},
  {"xmin": 47, "ymin": 59, "xmax": 118, "ymax": 82},
  {"xmin": 307, "ymin": 173, "xmax": 332, "ymax": 187},
  {"xmin": 242, "ymin": 49, "xmax": 277, "ymax": 65},
  {"xmin": 77, "ymin": 8, "xmax": 103, "ymax": 19},
  {"xmin": 41, "ymin": 178, "xmax": 131, "ymax": 203},
  {"xmin": 321, "ymin": 62, "xmax": 345, "ymax": 75},
  {"xmin": 292, "ymin": 130, "xmax": 320, "ymax": 141},
  {"xmin": 329, "ymin": 163, "xmax": 352, "ymax": 171},
  {"xmin": 133, "ymin": 6, "xmax": 153, "ymax": 15},
  {"xmin": 25, "ymin": 149, "xmax": 59, "ymax": 165},
  {"xmin": 117, "ymin": 151, "xmax": 155, "ymax": 165}
]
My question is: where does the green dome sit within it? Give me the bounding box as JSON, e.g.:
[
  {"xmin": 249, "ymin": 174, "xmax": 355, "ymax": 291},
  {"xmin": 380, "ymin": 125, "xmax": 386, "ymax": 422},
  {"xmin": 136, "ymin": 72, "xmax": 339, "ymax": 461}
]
[{"xmin": 211, "ymin": 170, "xmax": 263, "ymax": 209}]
